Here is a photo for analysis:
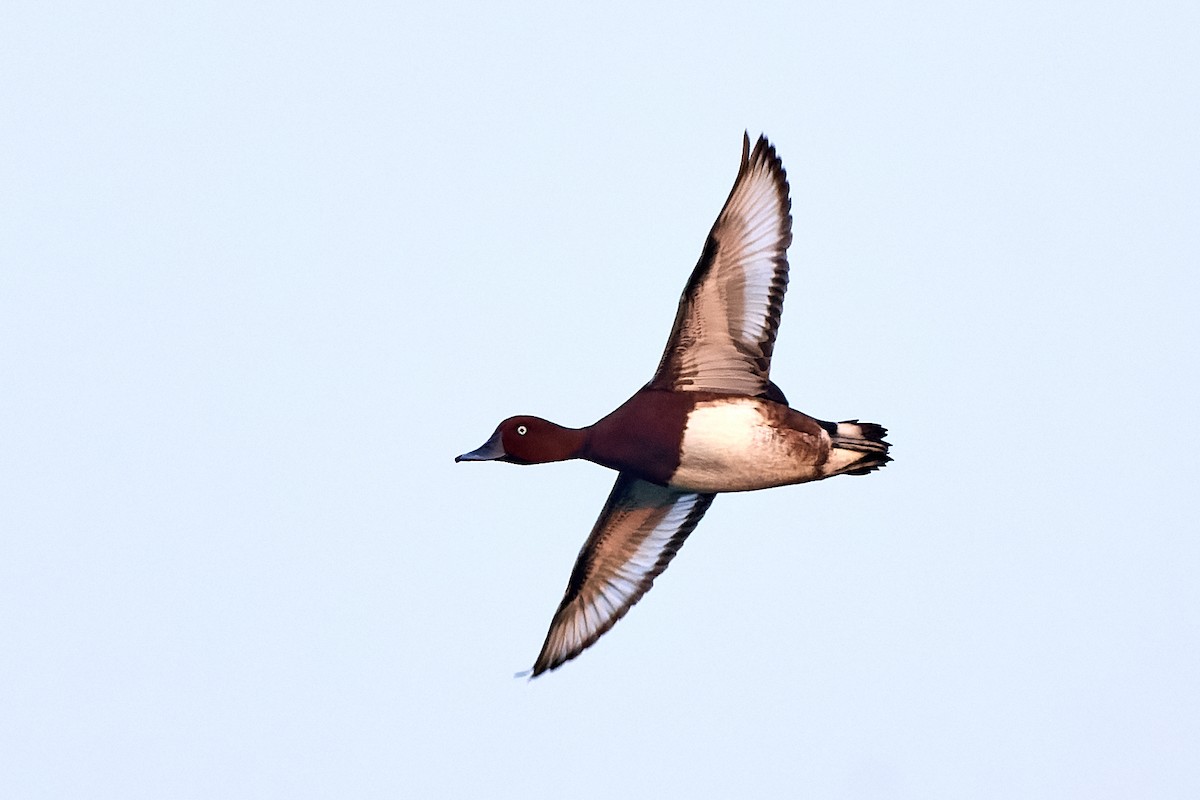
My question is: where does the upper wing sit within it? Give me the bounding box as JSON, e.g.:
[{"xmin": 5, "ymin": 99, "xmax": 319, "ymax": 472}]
[
  {"xmin": 648, "ymin": 133, "xmax": 792, "ymax": 396},
  {"xmin": 531, "ymin": 473, "xmax": 715, "ymax": 676}
]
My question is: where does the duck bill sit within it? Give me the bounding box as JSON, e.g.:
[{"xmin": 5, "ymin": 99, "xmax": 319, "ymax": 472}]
[{"xmin": 455, "ymin": 429, "xmax": 506, "ymax": 462}]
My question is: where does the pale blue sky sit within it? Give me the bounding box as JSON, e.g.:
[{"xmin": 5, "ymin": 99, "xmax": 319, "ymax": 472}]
[{"xmin": 2, "ymin": 2, "xmax": 1198, "ymax": 797}]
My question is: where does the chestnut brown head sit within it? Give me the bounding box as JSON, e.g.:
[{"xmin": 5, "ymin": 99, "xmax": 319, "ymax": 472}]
[{"xmin": 455, "ymin": 416, "xmax": 583, "ymax": 465}]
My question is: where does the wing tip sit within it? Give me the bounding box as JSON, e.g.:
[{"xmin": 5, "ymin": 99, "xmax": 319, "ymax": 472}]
[
  {"xmin": 749, "ymin": 133, "xmax": 789, "ymax": 195},
  {"xmin": 529, "ymin": 597, "xmax": 632, "ymax": 678}
]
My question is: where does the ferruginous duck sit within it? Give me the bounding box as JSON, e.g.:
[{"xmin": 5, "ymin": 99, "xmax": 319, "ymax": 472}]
[{"xmin": 457, "ymin": 134, "xmax": 890, "ymax": 677}]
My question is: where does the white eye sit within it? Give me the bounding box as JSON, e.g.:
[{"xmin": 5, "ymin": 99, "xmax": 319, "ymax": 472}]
[{"xmin": 517, "ymin": 425, "xmax": 528, "ymax": 435}]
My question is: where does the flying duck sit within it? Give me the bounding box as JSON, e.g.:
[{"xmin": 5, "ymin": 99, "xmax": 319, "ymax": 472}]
[{"xmin": 457, "ymin": 134, "xmax": 890, "ymax": 676}]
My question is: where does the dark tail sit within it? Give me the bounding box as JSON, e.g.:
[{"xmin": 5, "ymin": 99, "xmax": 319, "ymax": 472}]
[{"xmin": 827, "ymin": 420, "xmax": 891, "ymax": 476}]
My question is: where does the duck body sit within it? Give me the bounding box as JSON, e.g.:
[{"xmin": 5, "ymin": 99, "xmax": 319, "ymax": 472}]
[
  {"xmin": 456, "ymin": 133, "xmax": 890, "ymax": 676},
  {"xmin": 583, "ymin": 388, "xmax": 886, "ymax": 494}
]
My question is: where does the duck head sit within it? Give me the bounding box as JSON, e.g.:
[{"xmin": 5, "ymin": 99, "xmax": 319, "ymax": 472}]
[{"xmin": 455, "ymin": 416, "xmax": 585, "ymax": 465}]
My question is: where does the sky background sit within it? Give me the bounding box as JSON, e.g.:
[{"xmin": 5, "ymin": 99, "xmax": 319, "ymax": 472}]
[{"xmin": 2, "ymin": 2, "xmax": 1198, "ymax": 797}]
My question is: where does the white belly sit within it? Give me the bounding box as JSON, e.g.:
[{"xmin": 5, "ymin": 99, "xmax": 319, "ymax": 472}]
[{"xmin": 669, "ymin": 399, "xmax": 826, "ymax": 493}]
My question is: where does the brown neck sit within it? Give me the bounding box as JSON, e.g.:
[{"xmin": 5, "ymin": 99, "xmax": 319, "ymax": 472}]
[{"xmin": 542, "ymin": 424, "xmax": 589, "ymax": 463}]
